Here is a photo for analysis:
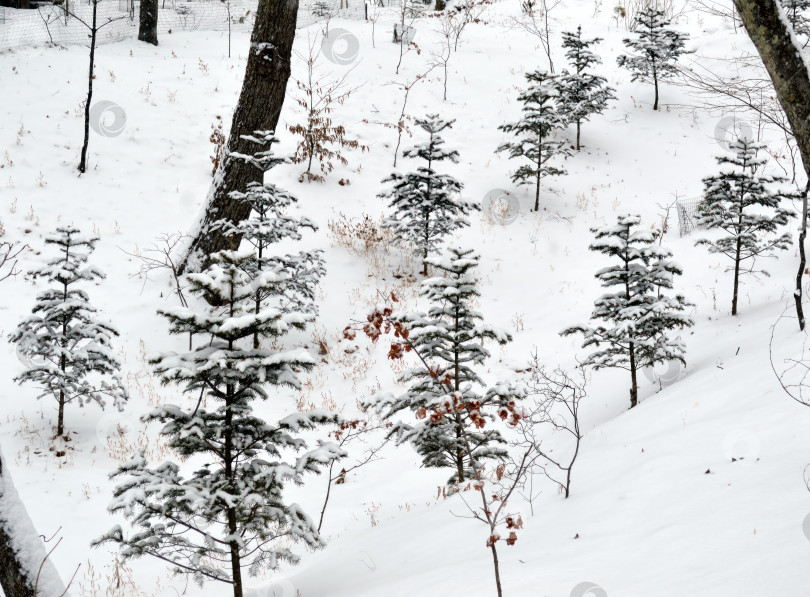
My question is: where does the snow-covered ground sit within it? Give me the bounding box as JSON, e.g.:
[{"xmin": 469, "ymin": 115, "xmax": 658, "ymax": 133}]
[{"xmin": 2, "ymin": 0, "xmax": 810, "ymax": 595}]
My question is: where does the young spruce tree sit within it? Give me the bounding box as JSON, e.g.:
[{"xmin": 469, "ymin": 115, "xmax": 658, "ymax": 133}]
[
  {"xmin": 497, "ymin": 70, "xmax": 570, "ymax": 211},
  {"xmin": 562, "ymin": 215, "xmax": 693, "ymax": 409},
  {"xmin": 557, "ymin": 26, "xmax": 616, "ymax": 150},
  {"xmin": 616, "ymin": 6, "xmax": 689, "ymax": 110},
  {"xmin": 10, "ymin": 227, "xmax": 128, "ymax": 437},
  {"xmin": 380, "ymin": 115, "xmax": 478, "ymax": 275},
  {"xmin": 370, "ymin": 247, "xmax": 524, "ymax": 483},
  {"xmin": 216, "ymin": 130, "xmax": 324, "ymax": 347},
  {"xmin": 96, "ymin": 250, "xmax": 342, "ymax": 597},
  {"xmin": 695, "ymin": 138, "xmax": 795, "ymax": 316}
]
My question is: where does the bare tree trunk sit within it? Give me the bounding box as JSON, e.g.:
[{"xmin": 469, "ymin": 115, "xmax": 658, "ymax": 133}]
[
  {"xmin": 180, "ymin": 0, "xmax": 299, "ymax": 273},
  {"xmin": 732, "ymin": 236, "xmax": 742, "ymax": 316},
  {"xmin": 138, "ymin": 0, "xmax": 159, "ymax": 45},
  {"xmin": 797, "ymin": 184, "xmax": 809, "ymax": 330},
  {"xmin": 78, "ymin": 0, "xmax": 98, "ymax": 174},
  {"xmin": 733, "ymin": 0, "xmax": 810, "ymax": 327},
  {"xmin": 489, "ymin": 543, "xmax": 503, "ymax": 597},
  {"xmin": 629, "ymin": 342, "xmax": 638, "ymax": 408}
]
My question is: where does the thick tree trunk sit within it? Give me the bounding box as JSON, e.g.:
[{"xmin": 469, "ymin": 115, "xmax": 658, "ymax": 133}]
[
  {"xmin": 0, "ymin": 456, "xmax": 37, "ymax": 597},
  {"xmin": 733, "ymin": 0, "xmax": 810, "ymax": 326},
  {"xmin": 733, "ymin": 0, "xmax": 810, "ymax": 166},
  {"xmin": 180, "ymin": 0, "xmax": 299, "ymax": 273},
  {"xmin": 138, "ymin": 0, "xmax": 159, "ymax": 45}
]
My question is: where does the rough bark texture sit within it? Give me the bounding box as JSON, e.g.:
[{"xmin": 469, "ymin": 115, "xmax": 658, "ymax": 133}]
[
  {"xmin": 138, "ymin": 0, "xmax": 159, "ymax": 46},
  {"xmin": 0, "ymin": 456, "xmax": 36, "ymax": 597},
  {"xmin": 733, "ymin": 0, "xmax": 810, "ymax": 326},
  {"xmin": 180, "ymin": 0, "xmax": 299, "ymax": 272}
]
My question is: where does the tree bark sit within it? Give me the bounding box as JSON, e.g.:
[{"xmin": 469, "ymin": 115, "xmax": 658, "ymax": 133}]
[
  {"xmin": 138, "ymin": 0, "xmax": 159, "ymax": 45},
  {"xmin": 629, "ymin": 342, "xmax": 638, "ymax": 408},
  {"xmin": 180, "ymin": 0, "xmax": 299, "ymax": 273},
  {"xmin": 0, "ymin": 456, "xmax": 37, "ymax": 597},
  {"xmin": 732, "ymin": 235, "xmax": 742, "ymax": 316},
  {"xmin": 78, "ymin": 0, "xmax": 98, "ymax": 174},
  {"xmin": 733, "ymin": 0, "xmax": 810, "ymax": 325},
  {"xmin": 796, "ymin": 183, "xmax": 809, "ymax": 330}
]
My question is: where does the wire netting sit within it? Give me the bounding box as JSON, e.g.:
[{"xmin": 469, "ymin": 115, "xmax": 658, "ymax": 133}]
[
  {"xmin": 676, "ymin": 196, "xmax": 705, "ymax": 237},
  {"xmin": 0, "ymin": 0, "xmax": 385, "ymax": 50}
]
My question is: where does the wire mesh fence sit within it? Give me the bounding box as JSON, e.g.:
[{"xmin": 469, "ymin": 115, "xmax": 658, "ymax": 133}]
[
  {"xmin": 0, "ymin": 0, "xmax": 383, "ymax": 50},
  {"xmin": 675, "ymin": 196, "xmax": 705, "ymax": 237}
]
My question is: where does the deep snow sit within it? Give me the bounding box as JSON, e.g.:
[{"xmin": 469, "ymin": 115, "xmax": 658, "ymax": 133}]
[{"xmin": 2, "ymin": 0, "xmax": 810, "ymax": 595}]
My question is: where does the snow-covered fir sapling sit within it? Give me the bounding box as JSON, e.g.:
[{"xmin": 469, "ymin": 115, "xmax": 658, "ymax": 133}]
[
  {"xmin": 497, "ymin": 70, "xmax": 571, "ymax": 211},
  {"xmin": 215, "ymin": 129, "xmax": 324, "ymax": 348},
  {"xmin": 562, "ymin": 215, "xmax": 693, "ymax": 409},
  {"xmin": 380, "ymin": 115, "xmax": 478, "ymax": 275},
  {"xmin": 616, "ymin": 6, "xmax": 689, "ymax": 110},
  {"xmin": 695, "ymin": 138, "xmax": 795, "ymax": 316},
  {"xmin": 363, "ymin": 247, "xmax": 525, "ymax": 484},
  {"xmin": 356, "ymin": 248, "xmax": 526, "ymax": 597},
  {"xmin": 557, "ymin": 26, "xmax": 616, "ymax": 150},
  {"xmin": 10, "ymin": 227, "xmax": 128, "ymax": 438},
  {"xmin": 95, "ymin": 250, "xmax": 343, "ymax": 597}
]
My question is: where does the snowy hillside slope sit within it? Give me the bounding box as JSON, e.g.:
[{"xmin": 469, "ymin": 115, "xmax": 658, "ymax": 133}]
[{"xmin": 2, "ymin": 0, "xmax": 810, "ymax": 595}]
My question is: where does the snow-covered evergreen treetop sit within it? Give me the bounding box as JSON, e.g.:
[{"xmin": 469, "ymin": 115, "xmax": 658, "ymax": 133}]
[
  {"xmin": 366, "ymin": 247, "xmax": 525, "ymax": 483},
  {"xmin": 562, "ymin": 215, "xmax": 693, "ymax": 408},
  {"xmin": 216, "ymin": 180, "xmax": 324, "ymax": 316},
  {"xmin": 96, "ymin": 249, "xmax": 343, "ymax": 596},
  {"xmin": 381, "ymin": 115, "xmax": 478, "ymax": 275},
  {"xmin": 213, "ymin": 129, "xmax": 325, "ymax": 348},
  {"xmin": 10, "ymin": 226, "xmax": 128, "ymax": 437},
  {"xmin": 695, "ymin": 138, "xmax": 795, "ymax": 315}
]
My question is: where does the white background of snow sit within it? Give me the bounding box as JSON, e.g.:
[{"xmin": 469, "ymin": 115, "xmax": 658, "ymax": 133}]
[{"xmin": 2, "ymin": 0, "xmax": 810, "ymax": 595}]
